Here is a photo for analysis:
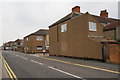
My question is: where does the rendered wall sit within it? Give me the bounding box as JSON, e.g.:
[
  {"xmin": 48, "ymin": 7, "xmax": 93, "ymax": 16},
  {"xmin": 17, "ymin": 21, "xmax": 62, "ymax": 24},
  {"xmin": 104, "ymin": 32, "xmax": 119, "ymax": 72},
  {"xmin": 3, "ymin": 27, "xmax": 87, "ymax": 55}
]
[{"xmin": 49, "ymin": 13, "xmax": 103, "ymax": 59}]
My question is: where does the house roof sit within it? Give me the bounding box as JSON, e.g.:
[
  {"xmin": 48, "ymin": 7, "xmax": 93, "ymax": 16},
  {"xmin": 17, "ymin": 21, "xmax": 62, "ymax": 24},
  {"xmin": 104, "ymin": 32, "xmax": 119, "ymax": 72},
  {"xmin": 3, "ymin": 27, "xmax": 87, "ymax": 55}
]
[
  {"xmin": 92, "ymin": 15, "xmax": 118, "ymax": 24},
  {"xmin": 49, "ymin": 12, "xmax": 83, "ymax": 28},
  {"xmin": 49, "ymin": 11, "xmax": 120, "ymax": 28},
  {"xmin": 103, "ymin": 21, "xmax": 120, "ymax": 30},
  {"xmin": 101, "ymin": 40, "xmax": 120, "ymax": 44},
  {"xmin": 33, "ymin": 29, "xmax": 49, "ymax": 35},
  {"xmin": 24, "ymin": 29, "xmax": 49, "ymax": 38},
  {"xmin": 7, "ymin": 41, "xmax": 14, "ymax": 44},
  {"xmin": 4, "ymin": 41, "xmax": 14, "ymax": 46},
  {"xmin": 15, "ymin": 39, "xmax": 23, "ymax": 42}
]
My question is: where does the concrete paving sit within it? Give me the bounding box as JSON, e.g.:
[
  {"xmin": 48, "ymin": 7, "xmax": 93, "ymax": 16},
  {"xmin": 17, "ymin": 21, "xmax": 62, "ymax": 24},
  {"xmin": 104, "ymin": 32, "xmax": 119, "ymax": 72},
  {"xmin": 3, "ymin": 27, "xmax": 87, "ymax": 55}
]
[
  {"xmin": 0, "ymin": 50, "xmax": 2, "ymax": 80},
  {"xmin": 0, "ymin": 50, "xmax": 9, "ymax": 80}
]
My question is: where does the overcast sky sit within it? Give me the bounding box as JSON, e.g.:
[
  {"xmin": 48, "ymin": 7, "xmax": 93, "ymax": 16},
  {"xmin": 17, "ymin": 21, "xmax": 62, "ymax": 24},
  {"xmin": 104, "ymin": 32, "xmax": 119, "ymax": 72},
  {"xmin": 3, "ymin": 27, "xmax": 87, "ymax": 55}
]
[{"xmin": 0, "ymin": 0, "xmax": 120, "ymax": 46}]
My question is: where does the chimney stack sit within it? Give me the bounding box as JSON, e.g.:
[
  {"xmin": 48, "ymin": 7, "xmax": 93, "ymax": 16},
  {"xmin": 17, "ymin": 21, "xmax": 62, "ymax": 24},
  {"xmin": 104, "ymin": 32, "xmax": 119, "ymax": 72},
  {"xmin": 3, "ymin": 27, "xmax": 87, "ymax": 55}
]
[
  {"xmin": 72, "ymin": 6, "xmax": 80, "ymax": 13},
  {"xmin": 100, "ymin": 10, "xmax": 108, "ymax": 18}
]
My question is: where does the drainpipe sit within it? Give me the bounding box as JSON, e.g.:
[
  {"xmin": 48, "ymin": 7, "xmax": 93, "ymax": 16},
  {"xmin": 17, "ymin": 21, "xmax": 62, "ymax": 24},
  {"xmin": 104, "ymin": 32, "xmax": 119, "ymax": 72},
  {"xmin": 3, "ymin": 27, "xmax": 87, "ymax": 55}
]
[
  {"xmin": 44, "ymin": 35, "xmax": 46, "ymax": 51},
  {"xmin": 114, "ymin": 29, "xmax": 116, "ymax": 40},
  {"xmin": 101, "ymin": 43, "xmax": 105, "ymax": 62},
  {"xmin": 101, "ymin": 42, "xmax": 106, "ymax": 62},
  {"xmin": 57, "ymin": 25, "xmax": 59, "ymax": 57}
]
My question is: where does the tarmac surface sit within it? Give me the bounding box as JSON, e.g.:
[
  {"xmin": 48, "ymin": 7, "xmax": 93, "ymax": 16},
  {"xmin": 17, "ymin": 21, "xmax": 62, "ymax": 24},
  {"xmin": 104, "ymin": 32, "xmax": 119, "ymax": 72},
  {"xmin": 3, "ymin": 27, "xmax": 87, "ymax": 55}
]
[{"xmin": 2, "ymin": 50, "xmax": 120, "ymax": 80}]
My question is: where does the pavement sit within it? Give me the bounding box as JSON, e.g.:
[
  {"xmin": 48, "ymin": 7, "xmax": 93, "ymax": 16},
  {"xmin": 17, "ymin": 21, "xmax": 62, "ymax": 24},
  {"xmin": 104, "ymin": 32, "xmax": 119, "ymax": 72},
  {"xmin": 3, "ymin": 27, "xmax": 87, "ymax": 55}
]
[
  {"xmin": 0, "ymin": 50, "xmax": 9, "ymax": 80},
  {"xmin": 0, "ymin": 50, "xmax": 2, "ymax": 80},
  {"xmin": 1, "ymin": 50, "xmax": 120, "ymax": 80},
  {"xmin": 46, "ymin": 56, "xmax": 119, "ymax": 71}
]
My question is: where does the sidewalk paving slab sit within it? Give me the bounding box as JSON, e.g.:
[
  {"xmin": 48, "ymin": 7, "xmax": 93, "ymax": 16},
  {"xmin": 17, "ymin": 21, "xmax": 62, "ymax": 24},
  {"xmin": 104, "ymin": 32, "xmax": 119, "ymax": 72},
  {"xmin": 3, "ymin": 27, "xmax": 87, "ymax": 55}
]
[{"xmin": 0, "ymin": 50, "xmax": 10, "ymax": 80}]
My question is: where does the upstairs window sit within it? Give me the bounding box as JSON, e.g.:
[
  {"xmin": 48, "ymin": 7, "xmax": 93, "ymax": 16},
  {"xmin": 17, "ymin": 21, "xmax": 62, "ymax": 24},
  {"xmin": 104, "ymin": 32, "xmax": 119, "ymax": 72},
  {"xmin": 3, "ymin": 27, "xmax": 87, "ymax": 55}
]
[
  {"xmin": 61, "ymin": 24, "xmax": 67, "ymax": 32},
  {"xmin": 26, "ymin": 38, "xmax": 28, "ymax": 41},
  {"xmin": 36, "ymin": 36, "xmax": 43, "ymax": 41},
  {"xmin": 89, "ymin": 22, "xmax": 97, "ymax": 31}
]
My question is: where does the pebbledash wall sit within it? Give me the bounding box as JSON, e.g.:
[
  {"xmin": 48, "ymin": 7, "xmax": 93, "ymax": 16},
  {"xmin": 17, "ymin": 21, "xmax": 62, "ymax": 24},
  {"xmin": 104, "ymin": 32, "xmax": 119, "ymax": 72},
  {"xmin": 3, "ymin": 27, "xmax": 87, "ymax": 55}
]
[{"xmin": 49, "ymin": 13, "xmax": 103, "ymax": 60}]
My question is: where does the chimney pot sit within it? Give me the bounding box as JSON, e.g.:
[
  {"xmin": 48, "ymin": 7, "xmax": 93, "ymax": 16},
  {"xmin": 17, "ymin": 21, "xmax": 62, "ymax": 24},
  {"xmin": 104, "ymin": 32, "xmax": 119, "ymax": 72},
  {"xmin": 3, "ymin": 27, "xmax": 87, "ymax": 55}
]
[
  {"xmin": 100, "ymin": 9, "xmax": 108, "ymax": 18},
  {"xmin": 72, "ymin": 6, "xmax": 80, "ymax": 13}
]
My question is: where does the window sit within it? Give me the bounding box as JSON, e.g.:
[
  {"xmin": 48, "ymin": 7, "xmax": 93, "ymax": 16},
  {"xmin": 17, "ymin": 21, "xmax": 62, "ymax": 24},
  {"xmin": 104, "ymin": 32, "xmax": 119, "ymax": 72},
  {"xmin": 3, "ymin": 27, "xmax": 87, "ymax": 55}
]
[
  {"xmin": 46, "ymin": 45, "xmax": 49, "ymax": 50},
  {"xmin": 61, "ymin": 24, "xmax": 67, "ymax": 32},
  {"xmin": 37, "ymin": 46, "xmax": 42, "ymax": 50},
  {"xmin": 26, "ymin": 47, "xmax": 28, "ymax": 50},
  {"xmin": 36, "ymin": 36, "xmax": 43, "ymax": 41},
  {"xmin": 26, "ymin": 38, "xmax": 28, "ymax": 41},
  {"xmin": 89, "ymin": 22, "xmax": 97, "ymax": 31},
  {"xmin": 18, "ymin": 42, "xmax": 20, "ymax": 45}
]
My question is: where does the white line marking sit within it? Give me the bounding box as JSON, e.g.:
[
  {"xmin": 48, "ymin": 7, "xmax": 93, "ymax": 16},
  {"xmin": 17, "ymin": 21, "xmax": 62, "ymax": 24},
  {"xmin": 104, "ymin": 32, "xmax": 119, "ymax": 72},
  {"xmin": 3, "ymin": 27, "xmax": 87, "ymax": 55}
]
[
  {"xmin": 48, "ymin": 66, "xmax": 86, "ymax": 80},
  {"xmin": 20, "ymin": 56, "xmax": 28, "ymax": 60},
  {"xmin": 30, "ymin": 60, "xmax": 44, "ymax": 65}
]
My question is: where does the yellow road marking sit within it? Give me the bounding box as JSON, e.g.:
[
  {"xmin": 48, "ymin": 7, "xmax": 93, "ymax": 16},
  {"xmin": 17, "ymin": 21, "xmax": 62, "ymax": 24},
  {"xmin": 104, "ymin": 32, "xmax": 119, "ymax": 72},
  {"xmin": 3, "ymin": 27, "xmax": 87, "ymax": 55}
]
[
  {"xmin": 40, "ymin": 57, "xmax": 120, "ymax": 74},
  {"xmin": 3, "ymin": 63, "xmax": 14, "ymax": 80},
  {"xmin": 2, "ymin": 56, "xmax": 18, "ymax": 80}
]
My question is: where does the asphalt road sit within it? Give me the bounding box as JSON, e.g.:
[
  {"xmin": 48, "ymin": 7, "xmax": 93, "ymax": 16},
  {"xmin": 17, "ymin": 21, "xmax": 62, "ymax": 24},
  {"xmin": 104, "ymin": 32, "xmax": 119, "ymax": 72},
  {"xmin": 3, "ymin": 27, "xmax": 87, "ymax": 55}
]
[{"xmin": 2, "ymin": 50, "xmax": 120, "ymax": 80}]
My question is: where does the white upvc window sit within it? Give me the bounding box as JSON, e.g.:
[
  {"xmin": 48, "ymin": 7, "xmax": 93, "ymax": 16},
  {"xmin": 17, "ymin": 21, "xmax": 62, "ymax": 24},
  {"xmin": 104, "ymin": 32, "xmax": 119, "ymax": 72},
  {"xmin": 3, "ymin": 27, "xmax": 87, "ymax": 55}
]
[
  {"xmin": 89, "ymin": 22, "xmax": 97, "ymax": 31},
  {"xmin": 61, "ymin": 23, "xmax": 67, "ymax": 32},
  {"xmin": 26, "ymin": 37, "xmax": 28, "ymax": 41},
  {"xmin": 36, "ymin": 36, "xmax": 43, "ymax": 41},
  {"xmin": 26, "ymin": 47, "xmax": 28, "ymax": 50}
]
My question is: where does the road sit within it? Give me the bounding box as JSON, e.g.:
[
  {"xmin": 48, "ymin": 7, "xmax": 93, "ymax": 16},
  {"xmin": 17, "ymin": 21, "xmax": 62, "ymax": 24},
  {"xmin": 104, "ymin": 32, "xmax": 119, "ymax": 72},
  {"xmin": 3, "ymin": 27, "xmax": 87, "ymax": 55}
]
[{"xmin": 2, "ymin": 50, "xmax": 120, "ymax": 80}]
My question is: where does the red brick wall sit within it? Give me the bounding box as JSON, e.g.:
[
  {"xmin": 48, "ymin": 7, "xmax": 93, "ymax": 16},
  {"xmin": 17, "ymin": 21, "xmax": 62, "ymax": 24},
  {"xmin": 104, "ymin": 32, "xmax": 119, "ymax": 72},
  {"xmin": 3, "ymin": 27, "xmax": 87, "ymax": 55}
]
[{"xmin": 109, "ymin": 44, "xmax": 120, "ymax": 64}]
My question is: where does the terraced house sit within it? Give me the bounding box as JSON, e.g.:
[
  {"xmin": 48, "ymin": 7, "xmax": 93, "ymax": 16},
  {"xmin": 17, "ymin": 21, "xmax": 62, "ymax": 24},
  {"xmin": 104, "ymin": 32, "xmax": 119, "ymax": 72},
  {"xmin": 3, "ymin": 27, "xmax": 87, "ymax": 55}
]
[
  {"xmin": 49, "ymin": 6, "xmax": 120, "ymax": 63},
  {"xmin": 13, "ymin": 39, "xmax": 24, "ymax": 52},
  {"xmin": 23, "ymin": 29, "xmax": 49, "ymax": 53},
  {"xmin": 3, "ymin": 41, "xmax": 14, "ymax": 50}
]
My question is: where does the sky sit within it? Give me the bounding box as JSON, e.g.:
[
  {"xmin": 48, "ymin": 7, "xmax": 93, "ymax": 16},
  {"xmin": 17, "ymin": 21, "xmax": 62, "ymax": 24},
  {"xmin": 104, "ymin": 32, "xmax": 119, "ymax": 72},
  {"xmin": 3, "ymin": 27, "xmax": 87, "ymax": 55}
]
[{"xmin": 0, "ymin": 0, "xmax": 120, "ymax": 46}]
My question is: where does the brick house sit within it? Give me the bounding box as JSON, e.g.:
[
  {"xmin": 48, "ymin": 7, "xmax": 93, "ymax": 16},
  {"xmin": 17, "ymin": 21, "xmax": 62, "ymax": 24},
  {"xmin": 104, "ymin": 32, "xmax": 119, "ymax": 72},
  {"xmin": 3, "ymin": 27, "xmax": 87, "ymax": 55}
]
[
  {"xmin": 23, "ymin": 29, "xmax": 48, "ymax": 53},
  {"xmin": 3, "ymin": 41, "xmax": 14, "ymax": 50},
  {"xmin": 102, "ymin": 21, "xmax": 120, "ymax": 64},
  {"xmin": 103, "ymin": 21, "xmax": 120, "ymax": 41},
  {"xmin": 13, "ymin": 39, "xmax": 24, "ymax": 52},
  {"xmin": 49, "ymin": 6, "xmax": 120, "ymax": 61}
]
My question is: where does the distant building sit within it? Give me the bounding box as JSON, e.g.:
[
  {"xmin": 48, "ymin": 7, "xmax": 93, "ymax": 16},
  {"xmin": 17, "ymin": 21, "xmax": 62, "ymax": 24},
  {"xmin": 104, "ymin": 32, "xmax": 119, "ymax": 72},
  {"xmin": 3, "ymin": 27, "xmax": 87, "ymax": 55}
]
[
  {"xmin": 13, "ymin": 39, "xmax": 24, "ymax": 52},
  {"xmin": 103, "ymin": 21, "xmax": 120, "ymax": 41},
  {"xmin": 23, "ymin": 29, "xmax": 49, "ymax": 53},
  {"xmin": 3, "ymin": 41, "xmax": 14, "ymax": 50},
  {"xmin": 49, "ymin": 6, "xmax": 120, "ymax": 62}
]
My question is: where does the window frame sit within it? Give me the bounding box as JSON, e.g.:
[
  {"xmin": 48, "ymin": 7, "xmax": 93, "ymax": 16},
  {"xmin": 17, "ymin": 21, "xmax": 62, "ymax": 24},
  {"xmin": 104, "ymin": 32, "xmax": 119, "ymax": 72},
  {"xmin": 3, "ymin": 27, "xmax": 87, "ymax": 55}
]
[
  {"xmin": 26, "ymin": 37, "xmax": 28, "ymax": 41},
  {"xmin": 36, "ymin": 36, "xmax": 43, "ymax": 41},
  {"xmin": 61, "ymin": 23, "xmax": 67, "ymax": 32},
  {"xmin": 37, "ymin": 46, "xmax": 43, "ymax": 50},
  {"xmin": 89, "ymin": 22, "xmax": 97, "ymax": 31}
]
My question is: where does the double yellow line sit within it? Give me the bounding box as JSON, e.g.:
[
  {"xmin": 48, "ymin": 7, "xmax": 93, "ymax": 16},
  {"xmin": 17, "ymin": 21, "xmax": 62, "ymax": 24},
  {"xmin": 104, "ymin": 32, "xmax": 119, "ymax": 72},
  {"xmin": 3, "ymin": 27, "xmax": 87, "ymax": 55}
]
[{"xmin": 2, "ymin": 56, "xmax": 18, "ymax": 80}]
